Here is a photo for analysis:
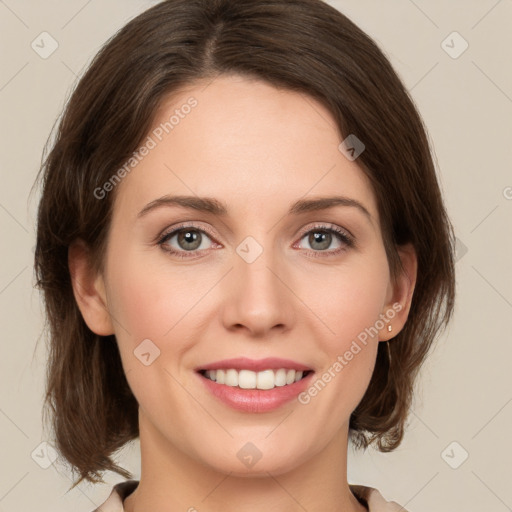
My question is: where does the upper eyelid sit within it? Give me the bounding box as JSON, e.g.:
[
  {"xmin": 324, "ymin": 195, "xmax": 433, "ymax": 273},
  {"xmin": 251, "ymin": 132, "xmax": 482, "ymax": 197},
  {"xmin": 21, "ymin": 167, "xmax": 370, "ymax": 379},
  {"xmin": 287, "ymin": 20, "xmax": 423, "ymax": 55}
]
[
  {"xmin": 157, "ymin": 221, "xmax": 218, "ymax": 242},
  {"xmin": 296, "ymin": 222, "xmax": 353, "ymax": 239}
]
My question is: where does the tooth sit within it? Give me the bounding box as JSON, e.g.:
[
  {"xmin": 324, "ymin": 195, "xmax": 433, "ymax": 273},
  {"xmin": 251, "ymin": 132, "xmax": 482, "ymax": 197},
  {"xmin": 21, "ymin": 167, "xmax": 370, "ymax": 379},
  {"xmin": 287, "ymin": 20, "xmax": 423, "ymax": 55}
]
[
  {"xmin": 238, "ymin": 370, "xmax": 257, "ymax": 389},
  {"xmin": 274, "ymin": 368, "xmax": 287, "ymax": 386},
  {"xmin": 206, "ymin": 368, "xmax": 308, "ymax": 387},
  {"xmin": 257, "ymin": 370, "xmax": 275, "ymax": 390},
  {"xmin": 224, "ymin": 369, "xmax": 238, "ymax": 387}
]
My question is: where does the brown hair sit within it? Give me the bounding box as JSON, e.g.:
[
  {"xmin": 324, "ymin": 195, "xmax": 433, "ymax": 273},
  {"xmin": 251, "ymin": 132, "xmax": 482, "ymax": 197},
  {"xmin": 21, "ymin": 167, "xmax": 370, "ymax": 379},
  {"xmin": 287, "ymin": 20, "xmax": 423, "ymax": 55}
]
[{"xmin": 34, "ymin": 0, "xmax": 456, "ymax": 488}]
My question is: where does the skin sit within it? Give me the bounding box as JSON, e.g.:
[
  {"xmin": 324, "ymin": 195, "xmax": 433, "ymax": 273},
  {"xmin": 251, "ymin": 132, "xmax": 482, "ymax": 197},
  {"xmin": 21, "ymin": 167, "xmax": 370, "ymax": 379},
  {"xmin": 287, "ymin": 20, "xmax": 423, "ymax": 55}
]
[{"xmin": 69, "ymin": 74, "xmax": 417, "ymax": 512}]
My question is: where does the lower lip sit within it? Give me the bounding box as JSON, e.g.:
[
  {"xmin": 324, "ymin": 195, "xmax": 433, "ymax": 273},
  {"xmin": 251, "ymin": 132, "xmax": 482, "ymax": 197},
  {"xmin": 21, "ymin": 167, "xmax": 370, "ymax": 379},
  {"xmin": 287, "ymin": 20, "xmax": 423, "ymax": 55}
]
[{"xmin": 198, "ymin": 372, "xmax": 314, "ymax": 413}]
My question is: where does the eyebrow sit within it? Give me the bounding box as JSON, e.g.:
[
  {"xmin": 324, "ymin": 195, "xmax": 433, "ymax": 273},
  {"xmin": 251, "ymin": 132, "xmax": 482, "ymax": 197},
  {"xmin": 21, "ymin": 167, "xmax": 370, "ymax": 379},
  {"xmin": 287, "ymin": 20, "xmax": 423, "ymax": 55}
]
[{"xmin": 137, "ymin": 194, "xmax": 373, "ymax": 224}]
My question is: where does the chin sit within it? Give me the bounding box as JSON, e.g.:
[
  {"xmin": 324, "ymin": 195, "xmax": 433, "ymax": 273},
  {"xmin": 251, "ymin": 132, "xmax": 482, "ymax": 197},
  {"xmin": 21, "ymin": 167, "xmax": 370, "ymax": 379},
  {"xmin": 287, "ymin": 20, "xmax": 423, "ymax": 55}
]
[{"xmin": 197, "ymin": 442, "xmax": 308, "ymax": 478}]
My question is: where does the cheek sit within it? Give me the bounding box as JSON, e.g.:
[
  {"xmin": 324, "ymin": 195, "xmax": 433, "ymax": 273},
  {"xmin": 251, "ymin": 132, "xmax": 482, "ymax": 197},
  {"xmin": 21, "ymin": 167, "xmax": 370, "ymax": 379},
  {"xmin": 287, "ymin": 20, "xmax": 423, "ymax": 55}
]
[
  {"xmin": 299, "ymin": 253, "xmax": 388, "ymax": 406},
  {"xmin": 106, "ymin": 248, "xmax": 210, "ymax": 341},
  {"xmin": 104, "ymin": 249, "xmax": 201, "ymax": 423},
  {"xmin": 305, "ymin": 253, "xmax": 390, "ymax": 352}
]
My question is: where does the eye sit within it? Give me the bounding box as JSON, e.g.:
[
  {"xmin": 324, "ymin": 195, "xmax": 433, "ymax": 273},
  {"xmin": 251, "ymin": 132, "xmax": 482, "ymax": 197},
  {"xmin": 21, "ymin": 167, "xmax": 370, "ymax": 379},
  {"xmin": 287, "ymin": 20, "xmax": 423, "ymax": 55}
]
[
  {"xmin": 156, "ymin": 222, "xmax": 355, "ymax": 260},
  {"xmin": 157, "ymin": 223, "xmax": 219, "ymax": 259},
  {"xmin": 295, "ymin": 224, "xmax": 355, "ymax": 256}
]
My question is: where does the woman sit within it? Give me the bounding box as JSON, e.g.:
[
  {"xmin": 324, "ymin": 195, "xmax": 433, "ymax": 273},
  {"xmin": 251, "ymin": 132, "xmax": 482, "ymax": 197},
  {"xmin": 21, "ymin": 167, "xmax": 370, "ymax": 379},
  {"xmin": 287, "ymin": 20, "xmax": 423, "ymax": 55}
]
[{"xmin": 34, "ymin": 1, "xmax": 456, "ymax": 510}]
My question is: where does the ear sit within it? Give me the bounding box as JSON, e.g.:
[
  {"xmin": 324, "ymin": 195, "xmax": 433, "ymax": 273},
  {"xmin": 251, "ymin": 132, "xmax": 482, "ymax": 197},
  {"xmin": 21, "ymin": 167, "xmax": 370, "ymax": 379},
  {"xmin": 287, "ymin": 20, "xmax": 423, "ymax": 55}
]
[
  {"xmin": 379, "ymin": 242, "xmax": 417, "ymax": 341},
  {"xmin": 68, "ymin": 239, "xmax": 115, "ymax": 336}
]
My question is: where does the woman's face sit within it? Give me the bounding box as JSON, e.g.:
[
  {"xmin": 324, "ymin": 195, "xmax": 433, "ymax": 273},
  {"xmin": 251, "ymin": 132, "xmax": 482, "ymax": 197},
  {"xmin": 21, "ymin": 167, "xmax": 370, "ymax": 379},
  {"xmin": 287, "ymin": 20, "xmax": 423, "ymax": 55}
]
[{"xmin": 79, "ymin": 74, "xmax": 413, "ymax": 476}]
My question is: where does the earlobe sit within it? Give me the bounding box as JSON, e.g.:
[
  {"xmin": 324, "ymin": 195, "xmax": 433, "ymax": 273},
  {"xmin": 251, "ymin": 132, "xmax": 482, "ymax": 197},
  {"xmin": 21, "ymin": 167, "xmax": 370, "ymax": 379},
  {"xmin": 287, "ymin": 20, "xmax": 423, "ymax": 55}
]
[
  {"xmin": 380, "ymin": 242, "xmax": 418, "ymax": 341},
  {"xmin": 68, "ymin": 239, "xmax": 115, "ymax": 336}
]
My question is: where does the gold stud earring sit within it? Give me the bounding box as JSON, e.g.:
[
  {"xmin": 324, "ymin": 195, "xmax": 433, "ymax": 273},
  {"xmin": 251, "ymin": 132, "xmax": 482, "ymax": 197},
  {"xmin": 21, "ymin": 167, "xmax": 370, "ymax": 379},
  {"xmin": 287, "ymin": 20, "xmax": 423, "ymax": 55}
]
[{"xmin": 387, "ymin": 325, "xmax": 392, "ymax": 332}]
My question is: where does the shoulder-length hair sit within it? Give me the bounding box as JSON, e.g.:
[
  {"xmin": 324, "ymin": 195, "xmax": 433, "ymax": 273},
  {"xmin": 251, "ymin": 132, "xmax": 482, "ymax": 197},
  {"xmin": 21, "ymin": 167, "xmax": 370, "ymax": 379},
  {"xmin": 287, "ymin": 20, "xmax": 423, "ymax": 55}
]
[{"xmin": 34, "ymin": 0, "xmax": 456, "ymax": 488}]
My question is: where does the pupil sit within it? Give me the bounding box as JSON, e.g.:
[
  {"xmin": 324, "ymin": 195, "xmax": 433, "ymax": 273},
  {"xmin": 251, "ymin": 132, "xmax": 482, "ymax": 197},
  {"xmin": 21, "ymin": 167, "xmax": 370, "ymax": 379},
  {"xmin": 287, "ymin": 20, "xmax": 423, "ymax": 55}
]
[
  {"xmin": 309, "ymin": 231, "xmax": 331, "ymax": 250},
  {"xmin": 178, "ymin": 230, "xmax": 201, "ymax": 250}
]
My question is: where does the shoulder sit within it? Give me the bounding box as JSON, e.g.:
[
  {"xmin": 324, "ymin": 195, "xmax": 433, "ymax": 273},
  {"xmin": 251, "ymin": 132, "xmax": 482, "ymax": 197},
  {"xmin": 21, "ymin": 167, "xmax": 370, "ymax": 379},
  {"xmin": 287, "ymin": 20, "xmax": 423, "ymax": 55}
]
[
  {"xmin": 90, "ymin": 480, "xmax": 139, "ymax": 512},
  {"xmin": 350, "ymin": 483, "xmax": 408, "ymax": 511}
]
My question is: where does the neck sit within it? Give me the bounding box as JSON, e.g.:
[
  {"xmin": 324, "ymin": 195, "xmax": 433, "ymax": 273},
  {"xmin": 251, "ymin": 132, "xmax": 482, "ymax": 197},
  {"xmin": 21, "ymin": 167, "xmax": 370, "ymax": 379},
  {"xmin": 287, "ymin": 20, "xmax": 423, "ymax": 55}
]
[{"xmin": 123, "ymin": 411, "xmax": 367, "ymax": 512}]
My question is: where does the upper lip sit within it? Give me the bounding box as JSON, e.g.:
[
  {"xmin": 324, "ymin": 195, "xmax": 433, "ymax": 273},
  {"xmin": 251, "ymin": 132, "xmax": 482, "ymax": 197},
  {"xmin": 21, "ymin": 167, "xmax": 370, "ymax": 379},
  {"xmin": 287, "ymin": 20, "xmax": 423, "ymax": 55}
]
[{"xmin": 197, "ymin": 357, "xmax": 313, "ymax": 372}]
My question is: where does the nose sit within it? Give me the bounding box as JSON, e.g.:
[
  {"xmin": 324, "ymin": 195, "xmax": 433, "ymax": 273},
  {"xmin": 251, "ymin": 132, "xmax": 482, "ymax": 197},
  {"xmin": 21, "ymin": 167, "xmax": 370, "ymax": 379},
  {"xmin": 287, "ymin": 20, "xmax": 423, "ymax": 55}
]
[{"xmin": 221, "ymin": 246, "xmax": 296, "ymax": 338}]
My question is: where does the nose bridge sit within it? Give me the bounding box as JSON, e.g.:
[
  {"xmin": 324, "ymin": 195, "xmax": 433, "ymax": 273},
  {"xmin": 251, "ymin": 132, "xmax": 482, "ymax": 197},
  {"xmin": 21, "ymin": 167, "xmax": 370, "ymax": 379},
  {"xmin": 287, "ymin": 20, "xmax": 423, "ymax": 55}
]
[{"xmin": 222, "ymin": 235, "xmax": 295, "ymax": 335}]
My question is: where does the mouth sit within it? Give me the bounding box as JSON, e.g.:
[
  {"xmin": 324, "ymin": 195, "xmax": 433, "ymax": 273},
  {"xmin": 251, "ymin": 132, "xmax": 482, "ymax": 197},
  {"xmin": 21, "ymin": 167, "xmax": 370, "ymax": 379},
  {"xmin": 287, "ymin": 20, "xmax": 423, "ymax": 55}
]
[
  {"xmin": 195, "ymin": 357, "xmax": 315, "ymax": 413},
  {"xmin": 198, "ymin": 368, "xmax": 313, "ymax": 390}
]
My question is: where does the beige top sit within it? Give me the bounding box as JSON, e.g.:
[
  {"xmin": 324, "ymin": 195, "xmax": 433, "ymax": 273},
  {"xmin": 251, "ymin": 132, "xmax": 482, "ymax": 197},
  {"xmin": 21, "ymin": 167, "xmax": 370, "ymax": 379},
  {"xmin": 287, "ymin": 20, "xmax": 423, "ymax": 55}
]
[{"xmin": 92, "ymin": 480, "xmax": 408, "ymax": 511}]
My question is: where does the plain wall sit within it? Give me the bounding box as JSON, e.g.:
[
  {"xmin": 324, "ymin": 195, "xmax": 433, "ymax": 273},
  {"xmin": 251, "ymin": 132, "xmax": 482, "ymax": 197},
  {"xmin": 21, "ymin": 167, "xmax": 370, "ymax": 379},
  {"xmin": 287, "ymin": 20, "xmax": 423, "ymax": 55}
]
[{"xmin": 0, "ymin": 1, "xmax": 511, "ymax": 511}]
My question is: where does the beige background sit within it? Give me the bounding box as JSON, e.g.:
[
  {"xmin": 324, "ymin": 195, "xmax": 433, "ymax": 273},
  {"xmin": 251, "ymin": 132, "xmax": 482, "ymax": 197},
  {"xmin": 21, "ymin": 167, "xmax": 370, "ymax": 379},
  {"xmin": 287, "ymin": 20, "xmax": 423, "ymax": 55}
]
[{"xmin": 1, "ymin": 1, "xmax": 511, "ymax": 511}]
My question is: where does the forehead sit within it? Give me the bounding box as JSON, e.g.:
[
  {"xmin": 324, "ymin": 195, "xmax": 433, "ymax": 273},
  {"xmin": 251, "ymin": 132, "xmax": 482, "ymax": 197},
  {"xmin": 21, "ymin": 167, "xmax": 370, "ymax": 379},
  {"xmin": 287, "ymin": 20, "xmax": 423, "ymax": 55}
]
[{"xmin": 112, "ymin": 74, "xmax": 379, "ymax": 225}]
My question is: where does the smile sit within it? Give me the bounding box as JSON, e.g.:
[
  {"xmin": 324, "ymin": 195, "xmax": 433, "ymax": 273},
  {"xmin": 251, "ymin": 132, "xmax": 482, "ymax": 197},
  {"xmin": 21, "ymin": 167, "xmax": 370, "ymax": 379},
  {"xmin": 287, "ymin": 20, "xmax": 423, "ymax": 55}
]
[
  {"xmin": 200, "ymin": 368, "xmax": 312, "ymax": 390},
  {"xmin": 196, "ymin": 357, "xmax": 315, "ymax": 413}
]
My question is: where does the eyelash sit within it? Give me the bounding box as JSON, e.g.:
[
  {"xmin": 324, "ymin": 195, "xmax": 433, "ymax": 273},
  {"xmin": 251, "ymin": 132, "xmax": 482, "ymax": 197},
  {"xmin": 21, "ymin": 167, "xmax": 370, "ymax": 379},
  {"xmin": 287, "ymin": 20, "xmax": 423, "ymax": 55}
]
[{"xmin": 156, "ymin": 222, "xmax": 355, "ymax": 259}]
